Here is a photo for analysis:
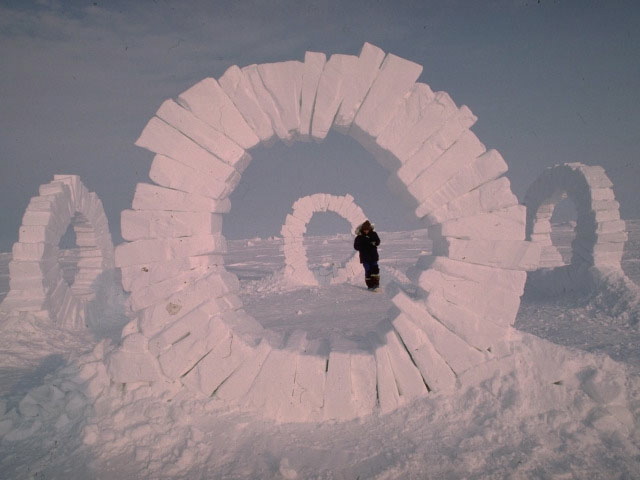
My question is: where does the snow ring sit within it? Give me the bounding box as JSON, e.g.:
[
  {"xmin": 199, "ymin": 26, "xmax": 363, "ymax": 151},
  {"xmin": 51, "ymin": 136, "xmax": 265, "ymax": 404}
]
[
  {"xmin": 1, "ymin": 175, "xmax": 115, "ymax": 329},
  {"xmin": 108, "ymin": 43, "xmax": 538, "ymax": 422},
  {"xmin": 282, "ymin": 193, "xmax": 366, "ymax": 285},
  {"xmin": 524, "ymin": 162, "xmax": 627, "ymax": 294}
]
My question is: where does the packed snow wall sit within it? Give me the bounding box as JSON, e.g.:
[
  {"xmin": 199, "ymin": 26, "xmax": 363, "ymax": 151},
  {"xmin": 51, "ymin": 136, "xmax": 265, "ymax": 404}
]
[
  {"xmin": 0, "ymin": 175, "xmax": 115, "ymax": 329},
  {"xmin": 524, "ymin": 163, "xmax": 627, "ymax": 295},
  {"xmin": 107, "ymin": 43, "xmax": 541, "ymax": 422},
  {"xmin": 282, "ymin": 193, "xmax": 366, "ymax": 285}
]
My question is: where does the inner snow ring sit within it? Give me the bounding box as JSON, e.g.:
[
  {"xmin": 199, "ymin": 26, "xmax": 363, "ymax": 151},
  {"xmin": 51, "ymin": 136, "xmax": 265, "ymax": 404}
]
[{"xmin": 282, "ymin": 193, "xmax": 366, "ymax": 286}]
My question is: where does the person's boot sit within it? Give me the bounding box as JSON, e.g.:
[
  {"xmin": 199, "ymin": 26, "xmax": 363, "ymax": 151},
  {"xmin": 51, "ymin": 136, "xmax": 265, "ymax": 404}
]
[
  {"xmin": 371, "ymin": 274, "xmax": 380, "ymax": 289},
  {"xmin": 365, "ymin": 277, "xmax": 374, "ymax": 289}
]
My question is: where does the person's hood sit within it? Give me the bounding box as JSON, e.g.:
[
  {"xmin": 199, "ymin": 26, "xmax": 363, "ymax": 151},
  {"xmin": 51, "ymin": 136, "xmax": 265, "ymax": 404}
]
[{"xmin": 355, "ymin": 222, "xmax": 375, "ymax": 235}]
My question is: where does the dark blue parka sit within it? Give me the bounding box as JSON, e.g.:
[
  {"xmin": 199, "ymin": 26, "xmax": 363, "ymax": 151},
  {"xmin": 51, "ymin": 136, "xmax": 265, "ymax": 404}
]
[{"xmin": 354, "ymin": 229, "xmax": 380, "ymax": 264}]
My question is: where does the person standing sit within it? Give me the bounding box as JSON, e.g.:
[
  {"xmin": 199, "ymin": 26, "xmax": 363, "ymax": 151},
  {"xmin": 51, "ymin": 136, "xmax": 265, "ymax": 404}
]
[{"xmin": 354, "ymin": 220, "xmax": 380, "ymax": 290}]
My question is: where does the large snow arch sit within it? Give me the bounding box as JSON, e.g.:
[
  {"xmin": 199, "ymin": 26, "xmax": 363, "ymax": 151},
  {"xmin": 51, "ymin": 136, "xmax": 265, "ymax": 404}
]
[
  {"xmin": 524, "ymin": 162, "xmax": 627, "ymax": 294},
  {"xmin": 0, "ymin": 175, "xmax": 115, "ymax": 329},
  {"xmin": 282, "ymin": 193, "xmax": 366, "ymax": 285},
  {"xmin": 108, "ymin": 43, "xmax": 540, "ymax": 422}
]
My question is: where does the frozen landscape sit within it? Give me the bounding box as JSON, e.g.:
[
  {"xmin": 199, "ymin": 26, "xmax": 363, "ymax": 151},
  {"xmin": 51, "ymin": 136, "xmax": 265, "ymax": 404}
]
[
  {"xmin": 0, "ymin": 16, "xmax": 638, "ymax": 477},
  {"xmin": 0, "ymin": 220, "xmax": 638, "ymax": 479}
]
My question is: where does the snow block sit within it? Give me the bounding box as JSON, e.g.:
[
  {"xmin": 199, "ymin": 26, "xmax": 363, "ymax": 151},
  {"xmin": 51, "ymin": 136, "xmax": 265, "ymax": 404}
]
[
  {"xmin": 416, "ymin": 149, "xmax": 509, "ymax": 217},
  {"xmin": 425, "ymin": 177, "xmax": 519, "ymax": 225},
  {"xmin": 156, "ymin": 99, "xmax": 251, "ymax": 172},
  {"xmin": 373, "ymin": 343, "xmax": 400, "ymax": 414},
  {"xmin": 407, "ymin": 130, "xmax": 486, "ymax": 206},
  {"xmin": 391, "ymin": 313, "xmax": 456, "ymax": 393},
  {"xmin": 121, "ymin": 210, "xmax": 223, "ymax": 241},
  {"xmin": 242, "ymin": 347, "xmax": 301, "ymax": 422},
  {"xmin": 423, "ymin": 291, "xmax": 507, "ymax": 351},
  {"xmin": 431, "ymin": 205, "xmax": 526, "ymax": 241},
  {"xmin": 243, "ymin": 64, "xmax": 292, "ymax": 142},
  {"xmin": 115, "ymin": 235, "xmax": 226, "ymax": 268},
  {"xmin": 137, "ymin": 272, "xmax": 236, "ymax": 337},
  {"xmin": 392, "ymin": 292, "xmax": 486, "ymax": 374},
  {"xmin": 379, "ymin": 325, "xmax": 428, "ymax": 402},
  {"xmin": 257, "ymin": 61, "xmax": 303, "ymax": 137},
  {"xmin": 323, "ymin": 350, "xmax": 357, "ymax": 421},
  {"xmin": 334, "ymin": 42, "xmax": 386, "ymax": 132},
  {"xmin": 136, "ymin": 117, "xmax": 237, "ymax": 182},
  {"xmin": 149, "ymin": 154, "xmax": 231, "ymax": 200},
  {"xmin": 286, "ymin": 340, "xmax": 327, "ymax": 422},
  {"xmin": 213, "ymin": 339, "xmax": 274, "ymax": 403},
  {"xmin": 431, "ymin": 237, "xmax": 541, "ymax": 271},
  {"xmin": 377, "ymin": 92, "xmax": 468, "ymax": 172},
  {"xmin": 418, "ymin": 268, "xmax": 523, "ymax": 326},
  {"xmin": 131, "ymin": 183, "xmax": 231, "ymax": 213},
  {"xmin": 350, "ymin": 53, "xmax": 423, "ymax": 145},
  {"xmin": 106, "ymin": 345, "xmax": 164, "ymax": 384},
  {"xmin": 349, "ymin": 352, "xmax": 378, "ymax": 418},
  {"xmin": 311, "ymin": 54, "xmax": 358, "ymax": 140},
  {"xmin": 375, "ymin": 84, "xmax": 446, "ymax": 168},
  {"xmin": 176, "ymin": 77, "xmax": 259, "ymax": 149},
  {"xmin": 218, "ymin": 65, "xmax": 275, "ymax": 143},
  {"xmin": 128, "ymin": 266, "xmax": 211, "ymax": 311},
  {"xmin": 159, "ymin": 304, "xmax": 250, "ymax": 383},
  {"xmin": 299, "ymin": 51, "xmax": 327, "ymax": 138}
]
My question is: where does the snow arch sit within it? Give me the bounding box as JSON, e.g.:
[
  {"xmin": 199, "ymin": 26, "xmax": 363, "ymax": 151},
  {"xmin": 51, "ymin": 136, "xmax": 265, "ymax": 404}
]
[
  {"xmin": 1, "ymin": 175, "xmax": 115, "ymax": 329},
  {"xmin": 524, "ymin": 163, "xmax": 627, "ymax": 294},
  {"xmin": 108, "ymin": 43, "xmax": 540, "ymax": 422},
  {"xmin": 282, "ymin": 193, "xmax": 366, "ymax": 285}
]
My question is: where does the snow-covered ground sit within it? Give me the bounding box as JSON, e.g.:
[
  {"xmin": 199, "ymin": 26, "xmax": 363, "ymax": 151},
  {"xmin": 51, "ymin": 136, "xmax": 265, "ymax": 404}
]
[{"xmin": 0, "ymin": 221, "xmax": 639, "ymax": 479}]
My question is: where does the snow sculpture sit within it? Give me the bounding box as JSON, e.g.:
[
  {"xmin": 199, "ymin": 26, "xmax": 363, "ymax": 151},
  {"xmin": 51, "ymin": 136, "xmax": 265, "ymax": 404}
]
[
  {"xmin": 282, "ymin": 193, "xmax": 366, "ymax": 285},
  {"xmin": 1, "ymin": 175, "xmax": 115, "ymax": 329},
  {"xmin": 524, "ymin": 163, "xmax": 627, "ymax": 294},
  {"xmin": 107, "ymin": 43, "xmax": 540, "ymax": 422}
]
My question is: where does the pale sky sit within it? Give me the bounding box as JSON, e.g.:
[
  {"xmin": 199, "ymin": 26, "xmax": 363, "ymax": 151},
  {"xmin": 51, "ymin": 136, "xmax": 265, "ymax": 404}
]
[{"xmin": 1, "ymin": 0, "xmax": 638, "ymax": 249}]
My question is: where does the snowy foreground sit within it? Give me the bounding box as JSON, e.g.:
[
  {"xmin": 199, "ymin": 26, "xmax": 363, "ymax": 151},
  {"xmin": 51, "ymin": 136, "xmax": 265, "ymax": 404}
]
[{"xmin": 1, "ymin": 222, "xmax": 639, "ymax": 479}]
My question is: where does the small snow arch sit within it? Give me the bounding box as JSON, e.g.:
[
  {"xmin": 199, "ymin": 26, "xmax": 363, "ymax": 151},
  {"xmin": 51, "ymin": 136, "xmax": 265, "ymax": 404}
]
[
  {"xmin": 1, "ymin": 175, "xmax": 115, "ymax": 329},
  {"xmin": 282, "ymin": 193, "xmax": 366, "ymax": 285},
  {"xmin": 524, "ymin": 162, "xmax": 627, "ymax": 294},
  {"xmin": 108, "ymin": 43, "xmax": 540, "ymax": 423}
]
